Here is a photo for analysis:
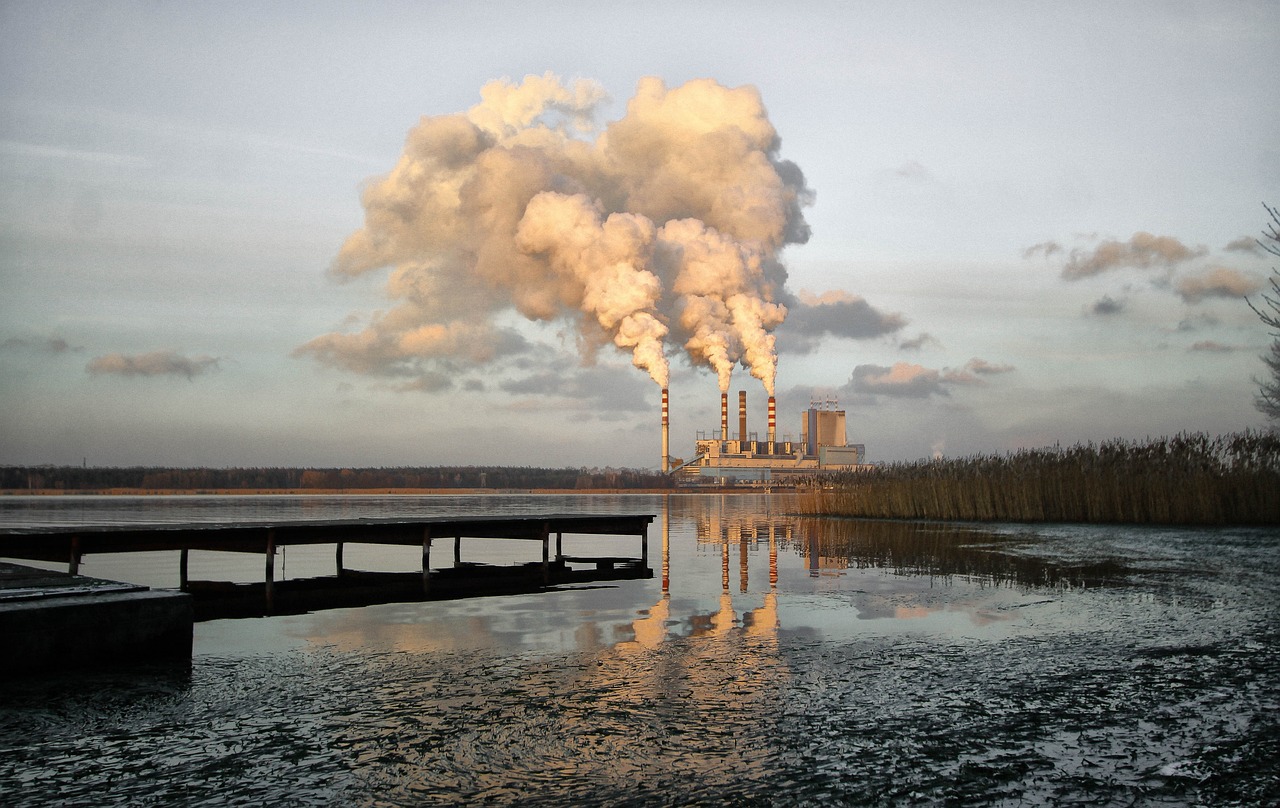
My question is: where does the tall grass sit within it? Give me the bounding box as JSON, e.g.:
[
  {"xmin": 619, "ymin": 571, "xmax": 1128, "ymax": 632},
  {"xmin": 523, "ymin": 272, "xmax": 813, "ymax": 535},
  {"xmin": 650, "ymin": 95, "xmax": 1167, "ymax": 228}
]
[{"xmin": 798, "ymin": 431, "xmax": 1280, "ymax": 525}]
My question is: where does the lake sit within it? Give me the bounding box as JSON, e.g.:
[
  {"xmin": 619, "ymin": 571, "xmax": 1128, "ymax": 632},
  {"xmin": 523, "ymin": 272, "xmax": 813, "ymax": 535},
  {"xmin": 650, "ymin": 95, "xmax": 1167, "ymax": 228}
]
[{"xmin": 1, "ymin": 493, "xmax": 1277, "ymax": 805}]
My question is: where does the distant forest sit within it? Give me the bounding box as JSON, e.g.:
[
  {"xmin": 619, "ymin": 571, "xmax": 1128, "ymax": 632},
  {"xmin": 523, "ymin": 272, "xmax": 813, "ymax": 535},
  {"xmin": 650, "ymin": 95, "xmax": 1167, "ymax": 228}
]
[{"xmin": 1, "ymin": 465, "xmax": 676, "ymax": 492}]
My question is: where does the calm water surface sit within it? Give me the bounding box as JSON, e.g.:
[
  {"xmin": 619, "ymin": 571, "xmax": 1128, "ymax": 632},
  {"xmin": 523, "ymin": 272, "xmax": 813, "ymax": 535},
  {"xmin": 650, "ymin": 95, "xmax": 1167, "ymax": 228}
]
[{"xmin": 1, "ymin": 494, "xmax": 1277, "ymax": 805}]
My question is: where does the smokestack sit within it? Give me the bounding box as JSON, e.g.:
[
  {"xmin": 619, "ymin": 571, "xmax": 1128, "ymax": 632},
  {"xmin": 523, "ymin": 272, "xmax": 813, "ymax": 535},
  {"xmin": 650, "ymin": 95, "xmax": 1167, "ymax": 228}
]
[
  {"xmin": 720, "ymin": 392, "xmax": 728, "ymax": 439},
  {"xmin": 768, "ymin": 395, "xmax": 776, "ymax": 445},
  {"xmin": 661, "ymin": 387, "xmax": 670, "ymax": 473},
  {"xmin": 738, "ymin": 390, "xmax": 747, "ymax": 442}
]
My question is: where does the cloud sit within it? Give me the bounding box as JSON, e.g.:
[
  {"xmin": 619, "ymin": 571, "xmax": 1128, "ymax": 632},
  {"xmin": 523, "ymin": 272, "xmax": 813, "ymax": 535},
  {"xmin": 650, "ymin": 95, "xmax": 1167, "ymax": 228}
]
[
  {"xmin": 1022, "ymin": 241, "xmax": 1063, "ymax": 260},
  {"xmin": 962, "ymin": 358, "xmax": 1015, "ymax": 375},
  {"xmin": 843, "ymin": 357, "xmax": 1013, "ymax": 399},
  {"xmin": 1060, "ymin": 232, "xmax": 1207, "ymax": 280},
  {"xmin": 2, "ymin": 335, "xmax": 80, "ymax": 354},
  {"xmin": 1224, "ymin": 235, "xmax": 1262, "ymax": 255},
  {"xmin": 847, "ymin": 363, "xmax": 946, "ymax": 398},
  {"xmin": 86, "ymin": 350, "xmax": 219, "ymax": 380},
  {"xmin": 295, "ymin": 321, "xmax": 531, "ymax": 378},
  {"xmin": 894, "ymin": 160, "xmax": 933, "ymax": 181},
  {"xmin": 1188, "ymin": 340, "xmax": 1237, "ymax": 353},
  {"xmin": 498, "ymin": 364, "xmax": 651, "ymax": 413},
  {"xmin": 776, "ymin": 289, "xmax": 907, "ymax": 354},
  {"xmin": 389, "ymin": 373, "xmax": 455, "ymax": 394},
  {"xmin": 1174, "ymin": 313, "xmax": 1221, "ymax": 333},
  {"xmin": 1089, "ymin": 295, "xmax": 1126, "ymax": 316},
  {"xmin": 899, "ymin": 332, "xmax": 942, "ymax": 351},
  {"xmin": 1175, "ymin": 266, "xmax": 1264, "ymax": 303}
]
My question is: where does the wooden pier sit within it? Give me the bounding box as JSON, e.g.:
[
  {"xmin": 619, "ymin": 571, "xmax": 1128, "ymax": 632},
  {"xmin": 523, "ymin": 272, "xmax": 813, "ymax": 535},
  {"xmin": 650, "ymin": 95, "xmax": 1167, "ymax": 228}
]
[{"xmin": 0, "ymin": 514, "xmax": 655, "ymax": 620}]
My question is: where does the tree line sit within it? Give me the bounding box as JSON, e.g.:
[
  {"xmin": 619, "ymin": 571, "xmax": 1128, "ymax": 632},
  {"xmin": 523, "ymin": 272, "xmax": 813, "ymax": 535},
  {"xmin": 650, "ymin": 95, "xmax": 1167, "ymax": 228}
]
[{"xmin": 1, "ymin": 465, "xmax": 676, "ymax": 492}]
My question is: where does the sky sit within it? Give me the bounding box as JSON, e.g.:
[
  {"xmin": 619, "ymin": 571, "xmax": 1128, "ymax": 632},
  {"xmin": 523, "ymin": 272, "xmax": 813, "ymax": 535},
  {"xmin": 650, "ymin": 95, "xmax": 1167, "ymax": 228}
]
[{"xmin": 1, "ymin": 1, "xmax": 1277, "ymax": 470}]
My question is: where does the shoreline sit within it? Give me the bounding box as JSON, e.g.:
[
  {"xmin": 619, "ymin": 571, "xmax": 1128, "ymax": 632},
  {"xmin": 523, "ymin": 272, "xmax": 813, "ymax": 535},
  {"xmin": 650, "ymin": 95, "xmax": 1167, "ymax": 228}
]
[{"xmin": 0, "ymin": 487, "xmax": 704, "ymax": 497}]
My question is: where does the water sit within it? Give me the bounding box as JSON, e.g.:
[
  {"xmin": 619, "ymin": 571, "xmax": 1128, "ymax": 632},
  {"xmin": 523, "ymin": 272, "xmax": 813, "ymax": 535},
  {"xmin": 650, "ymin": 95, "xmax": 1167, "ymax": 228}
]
[{"xmin": 1, "ymin": 494, "xmax": 1277, "ymax": 805}]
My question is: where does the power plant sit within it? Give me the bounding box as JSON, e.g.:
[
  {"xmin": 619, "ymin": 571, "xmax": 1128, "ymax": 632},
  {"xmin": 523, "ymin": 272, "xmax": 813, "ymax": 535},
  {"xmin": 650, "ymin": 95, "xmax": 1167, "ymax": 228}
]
[{"xmin": 662, "ymin": 388, "xmax": 868, "ymax": 485}]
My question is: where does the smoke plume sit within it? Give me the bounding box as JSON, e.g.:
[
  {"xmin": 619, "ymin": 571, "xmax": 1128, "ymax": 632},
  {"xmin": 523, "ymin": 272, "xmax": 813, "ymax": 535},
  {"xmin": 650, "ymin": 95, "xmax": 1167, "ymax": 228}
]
[{"xmin": 297, "ymin": 74, "xmax": 812, "ymax": 395}]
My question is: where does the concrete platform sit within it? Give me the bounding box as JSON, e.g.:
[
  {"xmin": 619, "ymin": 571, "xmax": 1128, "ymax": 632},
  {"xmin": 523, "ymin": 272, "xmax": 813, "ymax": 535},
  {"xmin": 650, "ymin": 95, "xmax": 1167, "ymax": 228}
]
[{"xmin": 0, "ymin": 562, "xmax": 192, "ymax": 676}]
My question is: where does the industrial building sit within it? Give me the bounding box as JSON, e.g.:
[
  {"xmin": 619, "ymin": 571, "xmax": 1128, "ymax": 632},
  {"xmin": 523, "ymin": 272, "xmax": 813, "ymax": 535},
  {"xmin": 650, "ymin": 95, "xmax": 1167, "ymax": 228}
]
[{"xmin": 664, "ymin": 390, "xmax": 869, "ymax": 486}]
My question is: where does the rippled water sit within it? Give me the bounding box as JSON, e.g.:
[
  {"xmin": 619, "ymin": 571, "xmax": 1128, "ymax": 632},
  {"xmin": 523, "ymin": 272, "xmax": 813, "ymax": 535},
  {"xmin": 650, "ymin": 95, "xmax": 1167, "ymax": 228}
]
[{"xmin": 1, "ymin": 494, "xmax": 1277, "ymax": 805}]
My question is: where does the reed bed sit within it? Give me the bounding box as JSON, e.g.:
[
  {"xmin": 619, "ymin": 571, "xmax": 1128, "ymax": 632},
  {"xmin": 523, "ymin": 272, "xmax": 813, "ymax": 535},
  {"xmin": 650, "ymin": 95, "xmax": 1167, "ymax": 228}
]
[{"xmin": 799, "ymin": 431, "xmax": 1280, "ymax": 525}]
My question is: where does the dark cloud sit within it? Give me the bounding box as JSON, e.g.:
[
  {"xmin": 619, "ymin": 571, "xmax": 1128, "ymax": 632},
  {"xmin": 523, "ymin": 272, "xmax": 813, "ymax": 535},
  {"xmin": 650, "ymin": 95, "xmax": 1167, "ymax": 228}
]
[
  {"xmin": 1022, "ymin": 241, "xmax": 1063, "ymax": 260},
  {"xmin": 1224, "ymin": 236, "xmax": 1262, "ymax": 255},
  {"xmin": 894, "ymin": 160, "xmax": 932, "ymax": 181},
  {"xmin": 963, "ymin": 358, "xmax": 1015, "ymax": 375},
  {"xmin": 1061, "ymin": 233, "xmax": 1206, "ymax": 280},
  {"xmin": 1090, "ymin": 295, "xmax": 1126, "ymax": 316},
  {"xmin": 499, "ymin": 364, "xmax": 651, "ymax": 413},
  {"xmin": 2, "ymin": 335, "xmax": 80, "ymax": 354},
  {"xmin": 777, "ymin": 290, "xmax": 907, "ymax": 355},
  {"xmin": 86, "ymin": 350, "xmax": 219, "ymax": 380},
  {"xmin": 899, "ymin": 332, "xmax": 942, "ymax": 351},
  {"xmin": 1175, "ymin": 313, "xmax": 1221, "ymax": 333},
  {"xmin": 391, "ymin": 373, "xmax": 455, "ymax": 394}
]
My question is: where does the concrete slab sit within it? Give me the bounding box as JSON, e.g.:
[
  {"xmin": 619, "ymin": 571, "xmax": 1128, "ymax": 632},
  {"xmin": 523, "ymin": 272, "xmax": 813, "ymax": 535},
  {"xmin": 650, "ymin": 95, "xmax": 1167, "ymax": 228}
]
[{"xmin": 0, "ymin": 562, "xmax": 192, "ymax": 676}]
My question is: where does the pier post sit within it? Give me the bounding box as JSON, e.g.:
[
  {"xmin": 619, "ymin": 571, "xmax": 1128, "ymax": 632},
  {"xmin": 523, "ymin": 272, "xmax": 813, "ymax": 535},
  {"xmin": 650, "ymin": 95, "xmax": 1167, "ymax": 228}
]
[
  {"xmin": 454, "ymin": 535, "xmax": 461, "ymax": 566},
  {"xmin": 335, "ymin": 542, "xmax": 344, "ymax": 577},
  {"xmin": 68, "ymin": 536, "xmax": 81, "ymax": 576},
  {"xmin": 641, "ymin": 524, "xmax": 649, "ymax": 568},
  {"xmin": 180, "ymin": 548, "xmax": 189, "ymax": 591},
  {"xmin": 541, "ymin": 522, "xmax": 550, "ymax": 584},
  {"xmin": 422, "ymin": 527, "xmax": 432, "ymax": 595},
  {"xmin": 265, "ymin": 529, "xmax": 276, "ymax": 614},
  {"xmin": 555, "ymin": 531, "xmax": 563, "ymax": 561}
]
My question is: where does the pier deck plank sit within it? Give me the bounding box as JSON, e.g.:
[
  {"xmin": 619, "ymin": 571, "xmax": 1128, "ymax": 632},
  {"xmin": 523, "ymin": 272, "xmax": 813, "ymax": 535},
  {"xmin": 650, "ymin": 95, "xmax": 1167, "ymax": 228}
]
[{"xmin": 0, "ymin": 513, "xmax": 654, "ymax": 561}]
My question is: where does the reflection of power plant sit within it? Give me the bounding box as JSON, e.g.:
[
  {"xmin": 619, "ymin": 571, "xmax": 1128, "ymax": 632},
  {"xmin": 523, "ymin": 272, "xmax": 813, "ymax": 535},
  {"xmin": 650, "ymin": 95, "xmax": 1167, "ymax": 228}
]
[
  {"xmin": 579, "ymin": 495, "xmax": 786, "ymax": 750},
  {"xmin": 664, "ymin": 390, "xmax": 868, "ymax": 485}
]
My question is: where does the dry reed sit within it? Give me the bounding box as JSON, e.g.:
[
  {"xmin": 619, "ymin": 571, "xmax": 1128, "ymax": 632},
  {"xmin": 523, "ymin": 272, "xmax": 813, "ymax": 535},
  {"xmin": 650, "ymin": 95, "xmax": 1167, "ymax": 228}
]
[{"xmin": 798, "ymin": 430, "xmax": 1280, "ymax": 525}]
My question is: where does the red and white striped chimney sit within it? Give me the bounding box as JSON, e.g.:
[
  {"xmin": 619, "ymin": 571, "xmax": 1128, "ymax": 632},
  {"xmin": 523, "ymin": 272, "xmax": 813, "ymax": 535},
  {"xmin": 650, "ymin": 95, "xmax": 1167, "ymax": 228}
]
[
  {"xmin": 661, "ymin": 387, "xmax": 670, "ymax": 473},
  {"xmin": 738, "ymin": 390, "xmax": 748, "ymax": 442},
  {"xmin": 767, "ymin": 395, "xmax": 776, "ymax": 446},
  {"xmin": 720, "ymin": 392, "xmax": 728, "ymax": 439}
]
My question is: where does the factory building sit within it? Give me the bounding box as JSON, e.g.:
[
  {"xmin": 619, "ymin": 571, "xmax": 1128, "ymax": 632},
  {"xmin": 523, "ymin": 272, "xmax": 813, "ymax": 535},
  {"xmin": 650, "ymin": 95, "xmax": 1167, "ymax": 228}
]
[{"xmin": 668, "ymin": 392, "xmax": 869, "ymax": 486}]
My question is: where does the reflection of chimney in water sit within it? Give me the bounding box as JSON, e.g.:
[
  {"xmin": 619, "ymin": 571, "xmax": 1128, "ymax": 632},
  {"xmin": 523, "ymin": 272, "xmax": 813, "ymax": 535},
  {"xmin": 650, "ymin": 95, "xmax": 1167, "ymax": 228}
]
[
  {"xmin": 721, "ymin": 539, "xmax": 730, "ymax": 592},
  {"xmin": 769, "ymin": 524, "xmax": 778, "ymax": 588},
  {"xmin": 738, "ymin": 390, "xmax": 747, "ymax": 442},
  {"xmin": 661, "ymin": 387, "xmax": 670, "ymax": 473},
  {"xmin": 720, "ymin": 392, "xmax": 728, "ymax": 439},
  {"xmin": 662, "ymin": 496, "xmax": 670, "ymax": 593}
]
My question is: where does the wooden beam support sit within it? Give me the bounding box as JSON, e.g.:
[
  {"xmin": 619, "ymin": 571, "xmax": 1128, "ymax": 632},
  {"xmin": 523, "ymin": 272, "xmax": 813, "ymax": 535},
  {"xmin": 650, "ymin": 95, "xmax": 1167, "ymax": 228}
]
[
  {"xmin": 265, "ymin": 529, "xmax": 276, "ymax": 614},
  {"xmin": 335, "ymin": 542, "xmax": 344, "ymax": 577},
  {"xmin": 555, "ymin": 531, "xmax": 563, "ymax": 561},
  {"xmin": 422, "ymin": 526, "xmax": 432, "ymax": 595},
  {"xmin": 541, "ymin": 522, "xmax": 550, "ymax": 584},
  {"xmin": 454, "ymin": 535, "xmax": 462, "ymax": 566},
  {"xmin": 68, "ymin": 536, "xmax": 81, "ymax": 576},
  {"xmin": 180, "ymin": 548, "xmax": 189, "ymax": 591}
]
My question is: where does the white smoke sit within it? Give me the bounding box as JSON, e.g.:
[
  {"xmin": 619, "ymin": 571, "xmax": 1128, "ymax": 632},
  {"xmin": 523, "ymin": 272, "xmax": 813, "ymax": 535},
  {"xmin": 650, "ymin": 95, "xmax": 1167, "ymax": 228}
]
[{"xmin": 298, "ymin": 73, "xmax": 812, "ymax": 394}]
